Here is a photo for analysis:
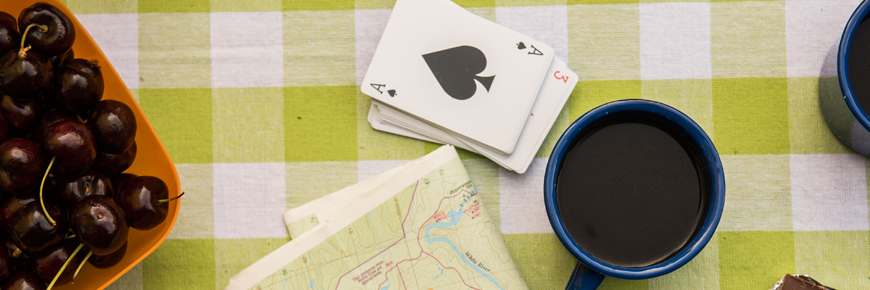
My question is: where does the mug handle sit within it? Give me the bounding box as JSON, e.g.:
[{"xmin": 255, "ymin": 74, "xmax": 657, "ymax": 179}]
[{"xmin": 566, "ymin": 262, "xmax": 606, "ymax": 290}]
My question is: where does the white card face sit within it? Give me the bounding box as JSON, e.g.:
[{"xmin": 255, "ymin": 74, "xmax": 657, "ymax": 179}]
[
  {"xmin": 369, "ymin": 59, "xmax": 577, "ymax": 174},
  {"xmin": 361, "ymin": 0, "xmax": 555, "ymax": 155},
  {"xmin": 455, "ymin": 59, "xmax": 576, "ymax": 173}
]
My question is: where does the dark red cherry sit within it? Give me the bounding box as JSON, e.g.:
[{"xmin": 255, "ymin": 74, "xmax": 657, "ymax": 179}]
[
  {"xmin": 0, "ymin": 193, "xmax": 36, "ymax": 230},
  {"xmin": 33, "ymin": 239, "xmax": 81, "ymax": 286},
  {"xmin": 70, "ymin": 195, "xmax": 127, "ymax": 255},
  {"xmin": 9, "ymin": 202, "xmax": 67, "ymax": 253},
  {"xmin": 88, "ymin": 241, "xmax": 125, "ymax": 269},
  {"xmin": 116, "ymin": 176, "xmax": 173, "ymax": 230},
  {"xmin": 33, "ymin": 109, "xmax": 76, "ymax": 143},
  {"xmin": 0, "ymin": 93, "xmax": 44, "ymax": 138},
  {"xmin": 18, "ymin": 3, "xmax": 75, "ymax": 57},
  {"xmin": 87, "ymin": 100, "xmax": 136, "ymax": 153},
  {"xmin": 92, "ymin": 141, "xmax": 136, "ymax": 177},
  {"xmin": 58, "ymin": 171, "xmax": 112, "ymax": 204},
  {"xmin": 0, "ymin": 138, "xmax": 47, "ymax": 194},
  {"xmin": 0, "ymin": 49, "xmax": 52, "ymax": 100},
  {"xmin": 61, "ymin": 58, "xmax": 101, "ymax": 90},
  {"xmin": 54, "ymin": 59, "xmax": 103, "ymax": 115},
  {"xmin": 0, "ymin": 12, "xmax": 18, "ymax": 59},
  {"xmin": 62, "ymin": 56, "xmax": 97, "ymax": 80},
  {"xmin": 43, "ymin": 119, "xmax": 96, "ymax": 177},
  {"xmin": 3, "ymin": 271, "xmax": 45, "ymax": 290}
]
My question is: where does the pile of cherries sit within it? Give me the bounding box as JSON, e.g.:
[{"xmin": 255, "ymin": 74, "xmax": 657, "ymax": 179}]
[{"xmin": 0, "ymin": 3, "xmax": 179, "ymax": 289}]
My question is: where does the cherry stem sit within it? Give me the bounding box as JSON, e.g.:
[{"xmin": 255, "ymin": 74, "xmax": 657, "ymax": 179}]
[
  {"xmin": 17, "ymin": 45, "xmax": 30, "ymax": 59},
  {"xmin": 158, "ymin": 191, "xmax": 185, "ymax": 203},
  {"xmin": 47, "ymin": 243, "xmax": 83, "ymax": 290},
  {"xmin": 72, "ymin": 251, "xmax": 93, "ymax": 282},
  {"xmin": 18, "ymin": 23, "xmax": 47, "ymax": 53},
  {"xmin": 40, "ymin": 156, "xmax": 57, "ymax": 226}
]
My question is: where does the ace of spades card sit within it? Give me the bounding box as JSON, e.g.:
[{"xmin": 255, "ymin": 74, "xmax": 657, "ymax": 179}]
[
  {"xmin": 369, "ymin": 58, "xmax": 577, "ymax": 174},
  {"xmin": 361, "ymin": 0, "xmax": 555, "ymax": 155}
]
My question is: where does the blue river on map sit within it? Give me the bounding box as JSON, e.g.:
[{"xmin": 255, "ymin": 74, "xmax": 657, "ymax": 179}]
[{"xmin": 424, "ymin": 193, "xmax": 503, "ymax": 290}]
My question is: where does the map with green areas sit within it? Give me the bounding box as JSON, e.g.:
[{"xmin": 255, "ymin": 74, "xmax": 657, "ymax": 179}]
[{"xmin": 251, "ymin": 156, "xmax": 527, "ymax": 290}]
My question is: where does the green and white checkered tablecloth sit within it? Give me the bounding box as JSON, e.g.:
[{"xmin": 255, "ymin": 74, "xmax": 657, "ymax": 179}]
[{"xmin": 54, "ymin": 0, "xmax": 869, "ymax": 288}]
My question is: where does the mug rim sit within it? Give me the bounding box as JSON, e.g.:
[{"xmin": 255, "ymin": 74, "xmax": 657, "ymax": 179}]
[
  {"xmin": 838, "ymin": 0, "xmax": 870, "ymax": 131},
  {"xmin": 543, "ymin": 99, "xmax": 726, "ymax": 280}
]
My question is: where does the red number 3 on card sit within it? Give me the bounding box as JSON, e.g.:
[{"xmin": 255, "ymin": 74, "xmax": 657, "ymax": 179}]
[{"xmin": 554, "ymin": 71, "xmax": 569, "ymax": 83}]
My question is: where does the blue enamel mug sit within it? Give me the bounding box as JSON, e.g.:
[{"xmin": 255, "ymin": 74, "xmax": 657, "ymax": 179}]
[
  {"xmin": 819, "ymin": 0, "xmax": 870, "ymax": 155},
  {"xmin": 543, "ymin": 99, "xmax": 726, "ymax": 289}
]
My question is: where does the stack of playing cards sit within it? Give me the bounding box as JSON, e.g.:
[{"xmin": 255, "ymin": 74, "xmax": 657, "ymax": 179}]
[{"xmin": 362, "ymin": 0, "xmax": 578, "ymax": 174}]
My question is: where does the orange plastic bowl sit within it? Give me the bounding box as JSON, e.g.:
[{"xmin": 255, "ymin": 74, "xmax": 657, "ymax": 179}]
[{"xmin": 0, "ymin": 1, "xmax": 181, "ymax": 289}]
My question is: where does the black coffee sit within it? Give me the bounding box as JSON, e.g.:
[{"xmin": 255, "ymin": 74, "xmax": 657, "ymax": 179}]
[
  {"xmin": 849, "ymin": 17, "xmax": 870, "ymax": 112},
  {"xmin": 556, "ymin": 120, "xmax": 705, "ymax": 268}
]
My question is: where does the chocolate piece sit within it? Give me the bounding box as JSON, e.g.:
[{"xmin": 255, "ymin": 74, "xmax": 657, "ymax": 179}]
[{"xmin": 773, "ymin": 274, "xmax": 835, "ymax": 290}]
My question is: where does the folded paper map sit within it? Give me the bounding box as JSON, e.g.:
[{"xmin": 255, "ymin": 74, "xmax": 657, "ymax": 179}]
[{"xmin": 226, "ymin": 145, "xmax": 528, "ymax": 290}]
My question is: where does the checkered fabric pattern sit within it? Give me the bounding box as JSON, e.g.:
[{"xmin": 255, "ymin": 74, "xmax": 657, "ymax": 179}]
[{"xmin": 58, "ymin": 0, "xmax": 868, "ymax": 289}]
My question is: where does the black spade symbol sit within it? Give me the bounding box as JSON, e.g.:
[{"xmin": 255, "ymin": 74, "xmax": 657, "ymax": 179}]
[
  {"xmin": 422, "ymin": 46, "xmax": 495, "ymax": 100},
  {"xmin": 387, "ymin": 89, "xmax": 397, "ymax": 97},
  {"xmin": 517, "ymin": 42, "xmax": 526, "ymax": 50}
]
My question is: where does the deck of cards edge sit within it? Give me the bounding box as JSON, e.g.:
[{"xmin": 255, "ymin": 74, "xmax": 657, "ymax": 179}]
[{"xmin": 360, "ymin": 0, "xmax": 557, "ymax": 155}]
